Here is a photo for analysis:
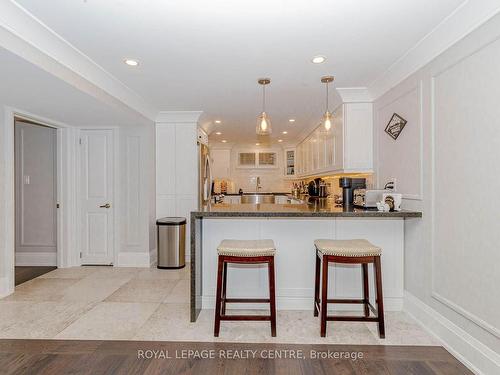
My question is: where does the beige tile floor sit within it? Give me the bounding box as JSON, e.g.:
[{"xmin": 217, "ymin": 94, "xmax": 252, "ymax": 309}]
[{"xmin": 0, "ymin": 265, "xmax": 439, "ymax": 345}]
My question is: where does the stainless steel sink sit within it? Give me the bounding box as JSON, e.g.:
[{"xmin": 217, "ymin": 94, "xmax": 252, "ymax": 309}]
[{"xmin": 240, "ymin": 194, "xmax": 275, "ymax": 204}]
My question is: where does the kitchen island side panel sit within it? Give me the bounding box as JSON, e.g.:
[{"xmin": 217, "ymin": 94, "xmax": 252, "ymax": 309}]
[{"xmin": 201, "ymin": 217, "xmax": 404, "ymax": 311}]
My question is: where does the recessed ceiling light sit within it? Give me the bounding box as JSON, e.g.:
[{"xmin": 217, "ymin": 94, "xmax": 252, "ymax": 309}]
[
  {"xmin": 312, "ymin": 55, "xmax": 326, "ymax": 64},
  {"xmin": 278, "ymin": 139, "xmax": 283, "ymax": 143},
  {"xmin": 289, "ymin": 119, "xmax": 296, "ymax": 123},
  {"xmin": 255, "ymin": 143, "xmax": 260, "ymax": 146},
  {"xmin": 124, "ymin": 59, "xmax": 139, "ymax": 66},
  {"xmin": 221, "ymin": 140, "xmax": 227, "ymax": 143},
  {"xmin": 215, "ymin": 132, "xmax": 222, "ymax": 135},
  {"xmin": 215, "ymin": 120, "xmax": 221, "ymax": 124},
  {"xmin": 282, "ymin": 131, "xmax": 288, "ymax": 135}
]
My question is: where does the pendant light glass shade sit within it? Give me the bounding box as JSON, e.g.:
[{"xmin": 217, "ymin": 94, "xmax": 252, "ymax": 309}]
[
  {"xmin": 256, "ymin": 78, "xmax": 272, "ymax": 135},
  {"xmin": 323, "ymin": 110, "xmax": 332, "ymax": 131},
  {"xmin": 320, "ymin": 76, "xmax": 334, "ymax": 132},
  {"xmin": 257, "ymin": 111, "xmax": 272, "ymax": 135}
]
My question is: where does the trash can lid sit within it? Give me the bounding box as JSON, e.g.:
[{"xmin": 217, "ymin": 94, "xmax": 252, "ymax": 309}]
[{"xmin": 156, "ymin": 217, "xmax": 186, "ymax": 226}]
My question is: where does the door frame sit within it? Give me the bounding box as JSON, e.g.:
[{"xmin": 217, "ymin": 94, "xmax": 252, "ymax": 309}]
[
  {"xmin": 1, "ymin": 107, "xmax": 79, "ymax": 296},
  {"xmin": 14, "ymin": 118, "xmax": 58, "ymax": 266},
  {"xmin": 76, "ymin": 127, "xmax": 120, "ymax": 266}
]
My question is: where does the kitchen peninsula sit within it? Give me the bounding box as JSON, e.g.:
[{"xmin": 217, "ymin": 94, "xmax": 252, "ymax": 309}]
[{"xmin": 190, "ymin": 201, "xmax": 421, "ymax": 321}]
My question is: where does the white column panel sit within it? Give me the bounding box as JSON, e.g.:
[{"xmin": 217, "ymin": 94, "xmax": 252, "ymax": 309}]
[
  {"xmin": 174, "ymin": 124, "xmax": 197, "ymax": 197},
  {"xmin": 156, "ymin": 124, "xmax": 176, "ymax": 196}
]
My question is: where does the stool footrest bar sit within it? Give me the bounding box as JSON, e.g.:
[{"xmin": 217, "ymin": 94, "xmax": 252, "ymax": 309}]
[
  {"xmin": 224, "ymin": 298, "xmax": 270, "ymax": 303},
  {"xmin": 327, "ymin": 316, "xmax": 379, "ymax": 322},
  {"xmin": 220, "ymin": 315, "xmax": 271, "ymax": 321}
]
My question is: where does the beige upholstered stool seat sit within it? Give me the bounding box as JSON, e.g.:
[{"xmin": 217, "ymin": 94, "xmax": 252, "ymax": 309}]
[
  {"xmin": 217, "ymin": 239, "xmax": 276, "ymax": 257},
  {"xmin": 314, "ymin": 239, "xmax": 381, "ymax": 257}
]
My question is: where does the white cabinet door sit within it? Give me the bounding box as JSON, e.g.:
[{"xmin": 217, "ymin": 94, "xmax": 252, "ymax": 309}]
[
  {"xmin": 317, "ymin": 131, "xmax": 326, "ymax": 170},
  {"xmin": 156, "ymin": 125, "xmax": 176, "ymax": 196},
  {"xmin": 333, "ymin": 105, "xmax": 344, "ymax": 171},
  {"xmin": 80, "ymin": 129, "xmax": 114, "ymax": 265},
  {"xmin": 211, "ymin": 149, "xmax": 230, "ymax": 179},
  {"xmin": 343, "ymin": 103, "xmax": 373, "ymax": 171},
  {"xmin": 175, "ymin": 125, "xmax": 197, "ymax": 196},
  {"xmin": 312, "ymin": 131, "xmax": 319, "ymax": 171}
]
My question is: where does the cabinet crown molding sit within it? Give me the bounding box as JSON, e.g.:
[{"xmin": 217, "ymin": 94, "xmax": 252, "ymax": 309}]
[
  {"xmin": 336, "ymin": 87, "xmax": 373, "ymax": 103},
  {"xmin": 156, "ymin": 111, "xmax": 203, "ymax": 123}
]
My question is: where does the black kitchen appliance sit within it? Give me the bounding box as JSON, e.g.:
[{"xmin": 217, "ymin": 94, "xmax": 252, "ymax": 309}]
[
  {"xmin": 308, "ymin": 178, "xmax": 323, "ymax": 197},
  {"xmin": 339, "ymin": 177, "xmax": 366, "ymax": 208}
]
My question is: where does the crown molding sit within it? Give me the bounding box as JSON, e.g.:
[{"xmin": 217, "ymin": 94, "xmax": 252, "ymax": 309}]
[
  {"xmin": 156, "ymin": 111, "xmax": 203, "ymax": 123},
  {"xmin": 336, "ymin": 87, "xmax": 372, "ymax": 103},
  {"xmin": 0, "ymin": 0, "xmax": 157, "ymax": 121},
  {"xmin": 368, "ymin": 0, "xmax": 500, "ymax": 100}
]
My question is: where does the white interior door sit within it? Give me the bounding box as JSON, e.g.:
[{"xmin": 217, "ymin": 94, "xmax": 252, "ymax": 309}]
[{"xmin": 80, "ymin": 129, "xmax": 114, "ymax": 265}]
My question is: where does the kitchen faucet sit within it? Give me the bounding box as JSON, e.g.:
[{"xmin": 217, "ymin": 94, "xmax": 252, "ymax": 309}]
[{"xmin": 256, "ymin": 176, "xmax": 262, "ymax": 192}]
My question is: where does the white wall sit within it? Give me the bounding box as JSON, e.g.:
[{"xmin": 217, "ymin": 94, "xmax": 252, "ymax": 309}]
[{"xmin": 374, "ymin": 14, "xmax": 500, "ymax": 374}]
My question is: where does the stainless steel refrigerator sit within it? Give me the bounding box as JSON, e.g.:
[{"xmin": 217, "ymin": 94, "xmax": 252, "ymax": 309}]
[{"xmin": 198, "ymin": 142, "xmax": 211, "ymax": 208}]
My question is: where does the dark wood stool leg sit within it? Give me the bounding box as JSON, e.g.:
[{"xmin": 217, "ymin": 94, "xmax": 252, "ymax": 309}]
[
  {"xmin": 221, "ymin": 262, "xmax": 228, "ymax": 315},
  {"xmin": 320, "ymin": 255, "xmax": 329, "ymax": 337},
  {"xmin": 314, "ymin": 250, "xmax": 320, "ymax": 317},
  {"xmin": 362, "ymin": 263, "xmax": 369, "ymax": 317},
  {"xmin": 268, "ymin": 257, "xmax": 277, "ymax": 337},
  {"xmin": 214, "ymin": 256, "xmax": 224, "ymax": 337},
  {"xmin": 374, "ymin": 256, "xmax": 385, "ymax": 339}
]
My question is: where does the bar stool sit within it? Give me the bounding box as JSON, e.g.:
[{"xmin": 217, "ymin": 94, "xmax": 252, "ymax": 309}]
[
  {"xmin": 214, "ymin": 239, "xmax": 277, "ymax": 337},
  {"xmin": 313, "ymin": 239, "xmax": 385, "ymax": 338}
]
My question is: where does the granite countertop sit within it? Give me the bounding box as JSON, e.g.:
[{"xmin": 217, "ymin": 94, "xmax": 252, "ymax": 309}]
[
  {"xmin": 192, "ymin": 202, "xmax": 422, "ymax": 218},
  {"xmin": 222, "ymin": 192, "xmax": 291, "ymax": 196}
]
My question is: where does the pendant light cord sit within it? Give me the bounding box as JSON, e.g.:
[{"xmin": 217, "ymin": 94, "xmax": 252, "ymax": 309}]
[
  {"xmin": 326, "ymin": 81, "xmax": 329, "ymax": 112},
  {"xmin": 262, "ymin": 84, "xmax": 266, "ymax": 113}
]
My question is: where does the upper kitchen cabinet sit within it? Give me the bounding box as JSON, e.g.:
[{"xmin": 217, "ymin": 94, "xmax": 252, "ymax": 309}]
[
  {"xmin": 211, "ymin": 148, "xmax": 231, "ymax": 179},
  {"xmin": 295, "ymin": 102, "xmax": 373, "ymax": 177},
  {"xmin": 284, "ymin": 148, "xmax": 295, "ymax": 177}
]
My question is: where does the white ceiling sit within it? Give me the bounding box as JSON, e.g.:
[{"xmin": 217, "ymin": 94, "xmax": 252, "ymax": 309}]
[
  {"xmin": 0, "ymin": 47, "xmax": 151, "ymax": 127},
  {"xmin": 14, "ymin": 0, "xmax": 465, "ymax": 142}
]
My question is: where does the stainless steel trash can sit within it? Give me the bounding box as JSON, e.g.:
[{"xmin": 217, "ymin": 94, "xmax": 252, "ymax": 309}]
[{"xmin": 157, "ymin": 217, "xmax": 186, "ymax": 269}]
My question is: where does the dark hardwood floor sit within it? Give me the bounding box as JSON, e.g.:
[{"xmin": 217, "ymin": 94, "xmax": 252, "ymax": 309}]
[
  {"xmin": 15, "ymin": 266, "xmax": 57, "ymax": 286},
  {"xmin": 0, "ymin": 340, "xmax": 472, "ymax": 374}
]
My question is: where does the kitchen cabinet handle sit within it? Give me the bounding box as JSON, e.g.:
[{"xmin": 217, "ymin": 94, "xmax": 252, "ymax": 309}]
[{"xmin": 99, "ymin": 203, "xmax": 111, "ymax": 209}]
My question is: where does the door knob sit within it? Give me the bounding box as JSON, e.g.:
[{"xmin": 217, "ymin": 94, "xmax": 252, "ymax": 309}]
[{"xmin": 99, "ymin": 203, "xmax": 111, "ymax": 209}]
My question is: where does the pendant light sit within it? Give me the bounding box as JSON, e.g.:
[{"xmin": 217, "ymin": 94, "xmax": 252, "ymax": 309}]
[
  {"xmin": 321, "ymin": 76, "xmax": 334, "ymax": 131},
  {"xmin": 256, "ymin": 78, "xmax": 272, "ymax": 135}
]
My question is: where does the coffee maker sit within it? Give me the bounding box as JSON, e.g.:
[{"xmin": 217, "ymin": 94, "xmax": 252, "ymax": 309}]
[
  {"xmin": 339, "ymin": 177, "xmax": 366, "ymax": 208},
  {"xmin": 308, "ymin": 178, "xmax": 328, "ymax": 197}
]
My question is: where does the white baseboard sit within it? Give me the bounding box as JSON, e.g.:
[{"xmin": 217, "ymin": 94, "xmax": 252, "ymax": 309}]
[
  {"xmin": 0, "ymin": 277, "xmax": 13, "ymax": 298},
  {"xmin": 15, "ymin": 252, "xmax": 57, "ymax": 266},
  {"xmin": 149, "ymin": 248, "xmax": 157, "ymax": 267},
  {"xmin": 115, "ymin": 252, "xmax": 151, "ymax": 267},
  {"xmin": 404, "ymin": 292, "xmax": 500, "ymax": 375},
  {"xmin": 202, "ymin": 296, "xmax": 403, "ymax": 311}
]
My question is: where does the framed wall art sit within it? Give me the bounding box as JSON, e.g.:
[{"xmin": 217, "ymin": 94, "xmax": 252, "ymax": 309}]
[{"xmin": 385, "ymin": 113, "xmax": 407, "ymax": 140}]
